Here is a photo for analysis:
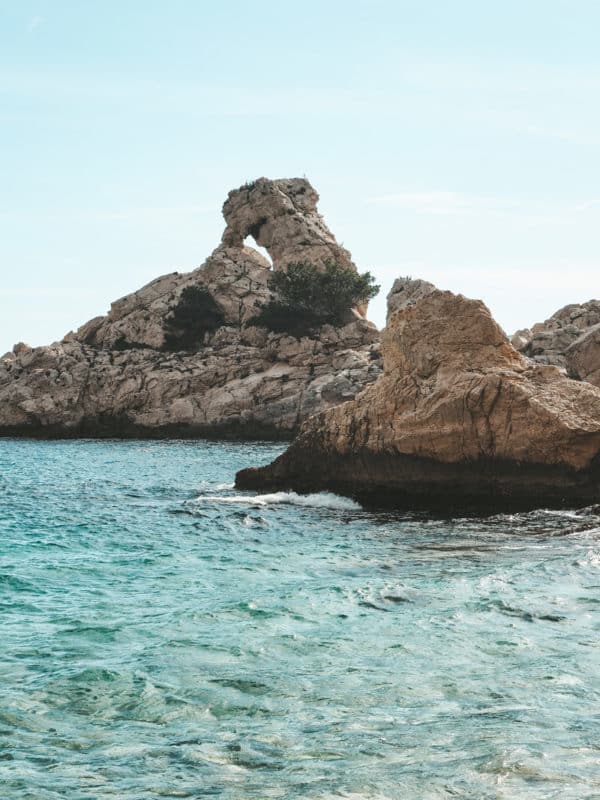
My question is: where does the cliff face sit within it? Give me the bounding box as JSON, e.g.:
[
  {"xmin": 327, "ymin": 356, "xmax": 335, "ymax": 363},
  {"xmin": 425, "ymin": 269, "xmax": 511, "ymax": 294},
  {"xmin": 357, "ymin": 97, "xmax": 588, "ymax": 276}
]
[
  {"xmin": 0, "ymin": 179, "xmax": 381, "ymax": 438},
  {"xmin": 236, "ymin": 280, "xmax": 600, "ymax": 510}
]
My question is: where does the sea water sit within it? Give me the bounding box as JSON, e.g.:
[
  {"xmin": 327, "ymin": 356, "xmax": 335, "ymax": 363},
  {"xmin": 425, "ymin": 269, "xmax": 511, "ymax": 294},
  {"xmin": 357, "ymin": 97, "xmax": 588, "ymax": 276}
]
[{"xmin": 1, "ymin": 439, "xmax": 600, "ymax": 799}]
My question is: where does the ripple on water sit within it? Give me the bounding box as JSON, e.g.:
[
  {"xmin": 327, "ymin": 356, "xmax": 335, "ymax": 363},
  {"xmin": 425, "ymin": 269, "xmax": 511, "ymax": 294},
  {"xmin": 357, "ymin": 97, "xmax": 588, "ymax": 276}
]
[{"xmin": 2, "ymin": 439, "xmax": 600, "ymax": 799}]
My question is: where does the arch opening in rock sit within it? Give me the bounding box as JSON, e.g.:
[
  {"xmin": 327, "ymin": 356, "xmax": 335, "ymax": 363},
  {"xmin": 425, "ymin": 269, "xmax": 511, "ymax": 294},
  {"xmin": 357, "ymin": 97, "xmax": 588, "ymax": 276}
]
[{"xmin": 243, "ymin": 236, "xmax": 273, "ymax": 268}]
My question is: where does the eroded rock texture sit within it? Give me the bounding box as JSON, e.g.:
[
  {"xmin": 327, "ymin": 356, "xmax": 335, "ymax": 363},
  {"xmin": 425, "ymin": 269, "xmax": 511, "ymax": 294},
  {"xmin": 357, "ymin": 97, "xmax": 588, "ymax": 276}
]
[
  {"xmin": 514, "ymin": 300, "xmax": 600, "ymax": 373},
  {"xmin": 566, "ymin": 324, "xmax": 600, "ymax": 387},
  {"xmin": 237, "ymin": 282, "xmax": 600, "ymax": 511},
  {"xmin": 0, "ymin": 179, "xmax": 381, "ymax": 438},
  {"xmin": 222, "ymin": 178, "xmax": 356, "ymax": 274}
]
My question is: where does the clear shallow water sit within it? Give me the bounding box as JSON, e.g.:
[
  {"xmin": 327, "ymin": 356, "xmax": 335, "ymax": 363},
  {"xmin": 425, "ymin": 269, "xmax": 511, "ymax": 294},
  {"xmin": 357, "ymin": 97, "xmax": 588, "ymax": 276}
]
[{"xmin": 1, "ymin": 440, "xmax": 600, "ymax": 800}]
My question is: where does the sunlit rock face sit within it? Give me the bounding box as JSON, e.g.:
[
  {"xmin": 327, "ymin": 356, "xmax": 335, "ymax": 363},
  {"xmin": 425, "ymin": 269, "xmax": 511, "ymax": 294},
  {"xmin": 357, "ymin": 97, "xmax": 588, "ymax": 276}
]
[
  {"xmin": 0, "ymin": 178, "xmax": 381, "ymax": 438},
  {"xmin": 221, "ymin": 177, "xmax": 357, "ymax": 274},
  {"xmin": 236, "ymin": 281, "xmax": 600, "ymax": 511}
]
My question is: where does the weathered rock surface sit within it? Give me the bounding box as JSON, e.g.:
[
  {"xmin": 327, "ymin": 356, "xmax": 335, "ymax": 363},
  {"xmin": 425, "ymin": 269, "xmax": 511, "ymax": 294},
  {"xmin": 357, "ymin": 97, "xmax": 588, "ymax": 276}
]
[
  {"xmin": 0, "ymin": 178, "xmax": 381, "ymax": 438},
  {"xmin": 222, "ymin": 178, "xmax": 356, "ymax": 274},
  {"xmin": 237, "ymin": 282, "xmax": 600, "ymax": 511},
  {"xmin": 386, "ymin": 276, "xmax": 436, "ymax": 319},
  {"xmin": 72, "ymin": 244, "xmax": 273, "ymax": 351},
  {"xmin": 566, "ymin": 323, "xmax": 600, "ymax": 387},
  {"xmin": 0, "ymin": 321, "xmax": 380, "ymax": 437},
  {"xmin": 515, "ymin": 300, "xmax": 600, "ymax": 370}
]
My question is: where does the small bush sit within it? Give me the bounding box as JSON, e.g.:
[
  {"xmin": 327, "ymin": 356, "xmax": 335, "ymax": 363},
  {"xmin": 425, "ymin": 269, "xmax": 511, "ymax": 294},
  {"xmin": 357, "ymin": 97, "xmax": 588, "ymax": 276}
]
[
  {"xmin": 251, "ymin": 301, "xmax": 324, "ymax": 337},
  {"xmin": 251, "ymin": 261, "xmax": 379, "ymax": 336},
  {"xmin": 112, "ymin": 335, "xmax": 148, "ymax": 351},
  {"xmin": 163, "ymin": 286, "xmax": 225, "ymax": 351}
]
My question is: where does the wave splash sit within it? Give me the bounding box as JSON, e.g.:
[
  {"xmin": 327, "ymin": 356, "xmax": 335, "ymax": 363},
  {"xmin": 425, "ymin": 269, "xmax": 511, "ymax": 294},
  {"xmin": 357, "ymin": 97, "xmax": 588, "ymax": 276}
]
[{"xmin": 192, "ymin": 490, "xmax": 361, "ymax": 511}]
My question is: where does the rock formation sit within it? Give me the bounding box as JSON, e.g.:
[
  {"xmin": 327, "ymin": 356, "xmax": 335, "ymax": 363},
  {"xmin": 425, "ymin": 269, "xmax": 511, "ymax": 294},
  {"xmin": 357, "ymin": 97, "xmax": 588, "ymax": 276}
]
[
  {"xmin": 385, "ymin": 276, "xmax": 436, "ymax": 318},
  {"xmin": 566, "ymin": 323, "xmax": 600, "ymax": 387},
  {"xmin": 222, "ymin": 178, "xmax": 356, "ymax": 274},
  {"xmin": 236, "ymin": 279, "xmax": 600, "ymax": 511},
  {"xmin": 0, "ymin": 179, "xmax": 381, "ymax": 438},
  {"xmin": 513, "ymin": 300, "xmax": 600, "ymax": 371}
]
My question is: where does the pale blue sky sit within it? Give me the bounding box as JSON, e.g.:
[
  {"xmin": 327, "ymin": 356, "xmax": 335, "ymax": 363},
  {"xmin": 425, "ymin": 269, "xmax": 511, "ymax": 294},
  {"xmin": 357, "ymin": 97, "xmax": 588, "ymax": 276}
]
[{"xmin": 1, "ymin": 0, "xmax": 599, "ymax": 352}]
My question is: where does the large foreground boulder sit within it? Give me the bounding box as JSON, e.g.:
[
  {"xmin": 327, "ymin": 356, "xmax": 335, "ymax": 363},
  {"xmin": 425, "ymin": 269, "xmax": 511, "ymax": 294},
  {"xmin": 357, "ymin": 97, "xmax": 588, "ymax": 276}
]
[
  {"xmin": 236, "ymin": 281, "xmax": 600, "ymax": 511},
  {"xmin": 0, "ymin": 178, "xmax": 381, "ymax": 438}
]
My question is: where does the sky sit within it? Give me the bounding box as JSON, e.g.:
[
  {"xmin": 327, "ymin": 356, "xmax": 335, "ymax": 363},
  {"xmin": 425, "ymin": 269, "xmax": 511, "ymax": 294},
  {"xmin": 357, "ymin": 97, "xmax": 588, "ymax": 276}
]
[{"xmin": 1, "ymin": 0, "xmax": 600, "ymax": 353}]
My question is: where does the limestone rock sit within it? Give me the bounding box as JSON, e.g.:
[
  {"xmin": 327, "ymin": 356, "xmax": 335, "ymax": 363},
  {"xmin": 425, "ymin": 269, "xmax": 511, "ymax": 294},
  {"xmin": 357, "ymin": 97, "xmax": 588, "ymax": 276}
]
[
  {"xmin": 516, "ymin": 300, "xmax": 600, "ymax": 368},
  {"xmin": 236, "ymin": 282, "xmax": 600, "ymax": 511},
  {"xmin": 221, "ymin": 177, "xmax": 356, "ymax": 274},
  {"xmin": 510, "ymin": 328, "xmax": 532, "ymax": 351},
  {"xmin": 566, "ymin": 323, "xmax": 600, "ymax": 387},
  {"xmin": 0, "ymin": 322, "xmax": 380, "ymax": 437},
  {"xmin": 386, "ymin": 276, "xmax": 436, "ymax": 320},
  {"xmin": 0, "ymin": 178, "xmax": 382, "ymax": 438},
  {"xmin": 77, "ymin": 245, "xmax": 272, "ymax": 350}
]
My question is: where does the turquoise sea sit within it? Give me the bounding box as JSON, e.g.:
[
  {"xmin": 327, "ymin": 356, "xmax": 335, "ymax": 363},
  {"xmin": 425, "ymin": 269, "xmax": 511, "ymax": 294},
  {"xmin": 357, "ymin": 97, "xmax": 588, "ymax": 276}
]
[{"xmin": 1, "ymin": 439, "xmax": 600, "ymax": 799}]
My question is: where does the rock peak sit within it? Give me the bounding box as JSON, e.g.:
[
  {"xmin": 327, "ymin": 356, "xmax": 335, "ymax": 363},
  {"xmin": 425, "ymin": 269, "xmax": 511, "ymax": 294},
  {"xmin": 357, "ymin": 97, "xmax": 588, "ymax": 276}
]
[
  {"xmin": 386, "ymin": 276, "xmax": 436, "ymax": 321},
  {"xmin": 0, "ymin": 177, "xmax": 381, "ymax": 438},
  {"xmin": 221, "ymin": 177, "xmax": 356, "ymax": 273}
]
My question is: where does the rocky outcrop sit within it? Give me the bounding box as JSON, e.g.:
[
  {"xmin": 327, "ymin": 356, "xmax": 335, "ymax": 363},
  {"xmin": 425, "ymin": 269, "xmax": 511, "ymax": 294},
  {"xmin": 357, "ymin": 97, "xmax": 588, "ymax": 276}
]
[
  {"xmin": 0, "ymin": 178, "xmax": 381, "ymax": 438},
  {"xmin": 566, "ymin": 323, "xmax": 600, "ymax": 387},
  {"xmin": 0, "ymin": 321, "xmax": 380, "ymax": 438},
  {"xmin": 515, "ymin": 300, "xmax": 600, "ymax": 369},
  {"xmin": 73, "ymin": 245, "xmax": 273, "ymax": 351},
  {"xmin": 222, "ymin": 178, "xmax": 356, "ymax": 274},
  {"xmin": 236, "ymin": 281, "xmax": 600, "ymax": 511},
  {"xmin": 386, "ymin": 276, "xmax": 436, "ymax": 318}
]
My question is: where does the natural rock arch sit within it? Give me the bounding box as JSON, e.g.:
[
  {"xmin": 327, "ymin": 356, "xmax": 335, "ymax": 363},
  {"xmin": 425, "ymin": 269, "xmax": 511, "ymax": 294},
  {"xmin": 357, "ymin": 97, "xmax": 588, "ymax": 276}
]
[{"xmin": 221, "ymin": 177, "xmax": 357, "ymax": 274}]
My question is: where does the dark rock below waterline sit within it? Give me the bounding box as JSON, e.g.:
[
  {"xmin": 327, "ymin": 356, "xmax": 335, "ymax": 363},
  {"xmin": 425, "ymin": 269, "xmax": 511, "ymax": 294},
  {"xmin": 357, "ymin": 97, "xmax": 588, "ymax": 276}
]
[
  {"xmin": 0, "ymin": 416, "xmax": 296, "ymax": 442},
  {"xmin": 236, "ymin": 452, "xmax": 600, "ymax": 513}
]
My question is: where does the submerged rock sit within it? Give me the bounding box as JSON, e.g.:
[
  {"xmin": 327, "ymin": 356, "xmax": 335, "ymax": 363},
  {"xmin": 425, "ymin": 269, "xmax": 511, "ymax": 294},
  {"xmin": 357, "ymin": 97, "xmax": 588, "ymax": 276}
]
[
  {"xmin": 236, "ymin": 281, "xmax": 600, "ymax": 511},
  {"xmin": 0, "ymin": 179, "xmax": 381, "ymax": 438}
]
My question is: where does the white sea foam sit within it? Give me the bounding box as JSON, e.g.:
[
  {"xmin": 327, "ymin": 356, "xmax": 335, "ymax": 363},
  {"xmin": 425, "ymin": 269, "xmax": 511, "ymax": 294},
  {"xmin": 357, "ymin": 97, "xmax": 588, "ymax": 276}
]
[
  {"xmin": 580, "ymin": 549, "xmax": 600, "ymax": 568},
  {"xmin": 197, "ymin": 480, "xmax": 235, "ymax": 491},
  {"xmin": 194, "ymin": 490, "xmax": 361, "ymax": 511}
]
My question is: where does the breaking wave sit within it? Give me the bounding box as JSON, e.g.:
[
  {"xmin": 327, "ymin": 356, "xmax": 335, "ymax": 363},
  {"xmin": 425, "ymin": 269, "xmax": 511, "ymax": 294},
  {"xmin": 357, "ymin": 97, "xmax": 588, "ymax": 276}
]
[{"xmin": 192, "ymin": 490, "xmax": 361, "ymax": 511}]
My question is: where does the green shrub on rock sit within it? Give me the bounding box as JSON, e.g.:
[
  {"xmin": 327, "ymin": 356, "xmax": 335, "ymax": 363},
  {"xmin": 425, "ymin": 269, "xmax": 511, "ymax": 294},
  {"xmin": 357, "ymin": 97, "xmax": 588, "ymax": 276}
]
[
  {"xmin": 252, "ymin": 261, "xmax": 379, "ymax": 336},
  {"xmin": 163, "ymin": 286, "xmax": 225, "ymax": 351}
]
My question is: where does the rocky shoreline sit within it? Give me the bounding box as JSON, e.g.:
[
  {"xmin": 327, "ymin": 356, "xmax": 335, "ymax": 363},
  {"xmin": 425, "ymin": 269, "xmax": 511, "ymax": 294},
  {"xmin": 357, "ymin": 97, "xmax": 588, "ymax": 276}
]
[
  {"xmin": 236, "ymin": 279, "xmax": 600, "ymax": 511},
  {"xmin": 236, "ymin": 451, "xmax": 600, "ymax": 513},
  {"xmin": 3, "ymin": 176, "xmax": 600, "ymax": 512},
  {"xmin": 0, "ymin": 179, "xmax": 381, "ymax": 439},
  {"xmin": 0, "ymin": 418, "xmax": 295, "ymax": 441},
  {"xmin": 0, "ymin": 320, "xmax": 380, "ymax": 440}
]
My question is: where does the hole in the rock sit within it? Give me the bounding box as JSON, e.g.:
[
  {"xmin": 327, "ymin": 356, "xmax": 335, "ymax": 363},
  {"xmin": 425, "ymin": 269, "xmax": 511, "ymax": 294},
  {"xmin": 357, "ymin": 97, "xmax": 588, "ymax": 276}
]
[{"xmin": 243, "ymin": 236, "xmax": 273, "ymax": 268}]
